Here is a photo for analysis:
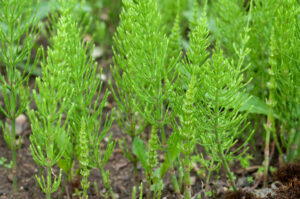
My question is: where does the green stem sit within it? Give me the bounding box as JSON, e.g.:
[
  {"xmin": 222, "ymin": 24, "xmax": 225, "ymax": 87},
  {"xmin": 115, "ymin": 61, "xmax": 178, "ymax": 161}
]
[
  {"xmin": 11, "ymin": 118, "xmax": 17, "ymax": 191},
  {"xmin": 271, "ymin": 126, "xmax": 283, "ymax": 160},
  {"xmin": 217, "ymin": 144, "xmax": 237, "ymax": 192},
  {"xmin": 100, "ymin": 168, "xmax": 115, "ymax": 199},
  {"xmin": 46, "ymin": 167, "xmax": 51, "ymax": 199},
  {"xmin": 183, "ymin": 157, "xmax": 191, "ymax": 199},
  {"xmin": 264, "ymin": 116, "xmax": 271, "ymax": 187},
  {"xmin": 170, "ymin": 167, "xmax": 180, "ymax": 195},
  {"xmin": 160, "ymin": 125, "xmax": 167, "ymax": 144},
  {"xmin": 264, "ymin": 65, "xmax": 276, "ymax": 187},
  {"xmin": 178, "ymin": 164, "xmax": 184, "ymax": 190},
  {"xmin": 133, "ymin": 159, "xmax": 139, "ymax": 184},
  {"xmin": 205, "ymin": 168, "xmax": 212, "ymax": 198},
  {"xmin": 132, "ymin": 186, "xmax": 136, "ymax": 199},
  {"xmin": 214, "ymin": 80, "xmax": 236, "ymax": 192},
  {"xmin": 131, "ymin": 135, "xmax": 139, "ymax": 184}
]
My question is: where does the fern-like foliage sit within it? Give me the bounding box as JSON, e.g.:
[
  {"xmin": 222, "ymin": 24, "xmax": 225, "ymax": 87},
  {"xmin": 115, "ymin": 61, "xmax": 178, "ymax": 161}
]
[
  {"xmin": 214, "ymin": 0, "xmax": 246, "ymax": 58},
  {"xmin": 268, "ymin": 0, "xmax": 300, "ymax": 161},
  {"xmin": 115, "ymin": 0, "xmax": 176, "ymax": 128},
  {"xmin": 0, "ymin": 0, "xmax": 41, "ymax": 189},
  {"xmin": 28, "ymin": 4, "xmax": 76, "ymax": 198},
  {"xmin": 29, "ymin": 1, "xmax": 114, "ymax": 197},
  {"xmin": 174, "ymin": 3, "xmax": 211, "ymax": 197},
  {"xmin": 157, "ymin": 0, "xmax": 187, "ymax": 34},
  {"xmin": 112, "ymin": 0, "xmax": 180, "ymax": 197},
  {"xmin": 179, "ymin": 1, "xmax": 210, "ymax": 153},
  {"xmin": 177, "ymin": 2, "xmax": 253, "ymax": 191},
  {"xmin": 199, "ymin": 43, "xmax": 252, "ymax": 190}
]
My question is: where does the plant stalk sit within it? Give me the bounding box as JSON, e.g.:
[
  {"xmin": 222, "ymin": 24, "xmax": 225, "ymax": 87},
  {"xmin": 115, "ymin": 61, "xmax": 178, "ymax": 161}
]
[
  {"xmin": 183, "ymin": 158, "xmax": 192, "ymax": 199},
  {"xmin": 217, "ymin": 144, "xmax": 237, "ymax": 192},
  {"xmin": 215, "ymin": 85, "xmax": 236, "ymax": 192},
  {"xmin": 11, "ymin": 118, "xmax": 17, "ymax": 191},
  {"xmin": 264, "ymin": 60, "xmax": 277, "ymax": 187},
  {"xmin": 264, "ymin": 115, "xmax": 272, "ymax": 187},
  {"xmin": 170, "ymin": 167, "xmax": 180, "ymax": 196},
  {"xmin": 46, "ymin": 167, "xmax": 51, "ymax": 199}
]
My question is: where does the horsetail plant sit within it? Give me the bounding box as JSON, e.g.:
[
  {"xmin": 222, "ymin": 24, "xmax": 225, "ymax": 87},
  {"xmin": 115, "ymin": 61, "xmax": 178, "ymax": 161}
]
[
  {"xmin": 112, "ymin": 0, "xmax": 180, "ymax": 197},
  {"xmin": 197, "ymin": 31, "xmax": 253, "ymax": 192},
  {"xmin": 177, "ymin": 2, "xmax": 210, "ymax": 197},
  {"xmin": 110, "ymin": 4, "xmax": 147, "ymax": 181},
  {"xmin": 263, "ymin": 0, "xmax": 300, "ymax": 185},
  {"xmin": 27, "ymin": 3, "xmax": 76, "ymax": 197},
  {"xmin": 28, "ymin": 75, "xmax": 72, "ymax": 199},
  {"xmin": 160, "ymin": 11, "xmax": 183, "ymax": 197},
  {"xmin": 0, "ymin": 0, "xmax": 41, "ymax": 190},
  {"xmin": 173, "ymin": 1, "xmax": 254, "ymax": 193},
  {"xmin": 270, "ymin": 0, "xmax": 300, "ymax": 162},
  {"xmin": 29, "ymin": 0, "xmax": 115, "ymax": 197}
]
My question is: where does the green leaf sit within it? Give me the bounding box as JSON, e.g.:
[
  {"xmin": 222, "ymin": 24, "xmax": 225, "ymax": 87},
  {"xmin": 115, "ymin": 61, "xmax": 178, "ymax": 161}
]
[
  {"xmin": 132, "ymin": 137, "xmax": 148, "ymax": 170},
  {"xmin": 160, "ymin": 132, "xmax": 181, "ymax": 177},
  {"xmin": 56, "ymin": 132, "xmax": 72, "ymax": 155},
  {"xmin": 238, "ymin": 92, "xmax": 279, "ymax": 118},
  {"xmin": 57, "ymin": 158, "xmax": 72, "ymax": 174}
]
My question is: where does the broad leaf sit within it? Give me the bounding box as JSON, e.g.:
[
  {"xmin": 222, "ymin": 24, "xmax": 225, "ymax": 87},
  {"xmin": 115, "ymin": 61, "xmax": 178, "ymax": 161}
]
[{"xmin": 132, "ymin": 137, "xmax": 148, "ymax": 170}]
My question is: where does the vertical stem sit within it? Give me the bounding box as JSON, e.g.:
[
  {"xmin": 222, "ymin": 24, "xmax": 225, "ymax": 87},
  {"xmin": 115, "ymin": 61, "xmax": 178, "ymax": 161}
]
[
  {"xmin": 263, "ymin": 115, "xmax": 272, "ymax": 187},
  {"xmin": 205, "ymin": 166, "xmax": 213, "ymax": 198},
  {"xmin": 11, "ymin": 118, "xmax": 17, "ymax": 191},
  {"xmin": 160, "ymin": 126, "xmax": 167, "ymax": 145},
  {"xmin": 130, "ymin": 113, "xmax": 139, "ymax": 184},
  {"xmin": 183, "ymin": 156, "xmax": 191, "ymax": 199},
  {"xmin": 146, "ymin": 173, "xmax": 151, "ymax": 199},
  {"xmin": 214, "ymin": 82, "xmax": 236, "ymax": 192},
  {"xmin": 170, "ymin": 166, "xmax": 180, "ymax": 196},
  {"xmin": 264, "ymin": 54, "xmax": 276, "ymax": 187},
  {"xmin": 100, "ymin": 168, "xmax": 115, "ymax": 199},
  {"xmin": 271, "ymin": 127, "xmax": 283, "ymax": 162},
  {"xmin": 46, "ymin": 167, "xmax": 51, "ymax": 199},
  {"xmin": 133, "ymin": 158, "xmax": 139, "ymax": 184},
  {"xmin": 178, "ymin": 165, "xmax": 184, "ymax": 190},
  {"xmin": 217, "ymin": 145, "xmax": 237, "ymax": 192},
  {"xmin": 132, "ymin": 186, "xmax": 136, "ymax": 199},
  {"xmin": 131, "ymin": 136, "xmax": 139, "ymax": 184}
]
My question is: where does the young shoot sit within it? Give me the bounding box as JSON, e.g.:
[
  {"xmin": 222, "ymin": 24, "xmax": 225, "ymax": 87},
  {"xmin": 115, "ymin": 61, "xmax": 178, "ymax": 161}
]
[{"xmin": 0, "ymin": 0, "xmax": 41, "ymax": 190}]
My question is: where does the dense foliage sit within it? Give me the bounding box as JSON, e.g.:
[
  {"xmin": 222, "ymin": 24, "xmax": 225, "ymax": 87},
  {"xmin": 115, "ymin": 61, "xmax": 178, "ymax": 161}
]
[{"xmin": 0, "ymin": 0, "xmax": 299, "ymax": 198}]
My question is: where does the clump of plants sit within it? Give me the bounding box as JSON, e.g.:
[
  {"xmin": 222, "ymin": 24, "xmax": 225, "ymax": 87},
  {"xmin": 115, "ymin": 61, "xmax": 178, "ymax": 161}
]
[
  {"xmin": 0, "ymin": 0, "xmax": 299, "ymax": 198},
  {"xmin": 27, "ymin": 0, "xmax": 114, "ymax": 198}
]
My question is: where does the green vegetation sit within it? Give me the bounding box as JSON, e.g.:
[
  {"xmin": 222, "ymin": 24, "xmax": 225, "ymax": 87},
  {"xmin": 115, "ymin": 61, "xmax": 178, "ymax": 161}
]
[
  {"xmin": 0, "ymin": 0, "xmax": 299, "ymax": 198},
  {"xmin": 0, "ymin": 0, "xmax": 41, "ymax": 190}
]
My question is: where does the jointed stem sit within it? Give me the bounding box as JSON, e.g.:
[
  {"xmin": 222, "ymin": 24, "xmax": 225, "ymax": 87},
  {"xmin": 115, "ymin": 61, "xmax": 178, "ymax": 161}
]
[
  {"xmin": 214, "ymin": 81, "xmax": 236, "ymax": 192},
  {"xmin": 264, "ymin": 120, "xmax": 271, "ymax": 187},
  {"xmin": 46, "ymin": 167, "xmax": 52, "ymax": 199},
  {"xmin": 170, "ymin": 167, "xmax": 180, "ymax": 196},
  {"xmin": 11, "ymin": 118, "xmax": 17, "ymax": 191},
  {"xmin": 264, "ymin": 59, "xmax": 276, "ymax": 187},
  {"xmin": 183, "ymin": 156, "xmax": 192, "ymax": 199}
]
